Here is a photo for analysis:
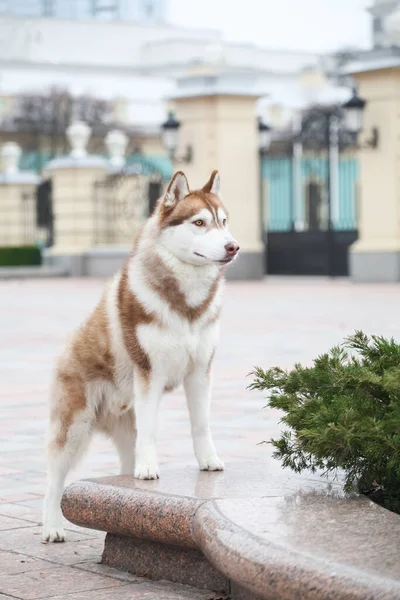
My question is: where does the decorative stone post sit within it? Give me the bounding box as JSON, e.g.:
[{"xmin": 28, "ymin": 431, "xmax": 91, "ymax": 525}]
[
  {"xmin": 169, "ymin": 64, "xmax": 264, "ymax": 279},
  {"xmin": 44, "ymin": 121, "xmax": 108, "ymax": 275},
  {"xmin": 1, "ymin": 142, "xmax": 22, "ymax": 175},
  {"xmin": 348, "ymin": 58, "xmax": 400, "ymax": 281},
  {"xmin": 66, "ymin": 121, "xmax": 91, "ymax": 159},
  {"xmin": 105, "ymin": 129, "xmax": 129, "ymax": 169},
  {"xmin": 0, "ymin": 142, "xmax": 39, "ymax": 247}
]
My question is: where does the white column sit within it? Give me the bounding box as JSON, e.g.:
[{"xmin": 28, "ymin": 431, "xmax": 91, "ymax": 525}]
[
  {"xmin": 329, "ymin": 116, "xmax": 340, "ymax": 228},
  {"xmin": 292, "ymin": 113, "xmax": 304, "ymax": 231}
]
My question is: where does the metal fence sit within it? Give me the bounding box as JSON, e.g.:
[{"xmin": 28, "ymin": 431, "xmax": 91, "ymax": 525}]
[
  {"xmin": 93, "ymin": 167, "xmax": 163, "ymax": 245},
  {"xmin": 0, "ymin": 163, "xmax": 164, "ymax": 251},
  {"xmin": 261, "ymin": 151, "xmax": 359, "ymax": 276},
  {"xmin": 0, "ymin": 186, "xmax": 50, "ymax": 248},
  {"xmin": 262, "ymin": 153, "xmax": 358, "ymax": 233}
]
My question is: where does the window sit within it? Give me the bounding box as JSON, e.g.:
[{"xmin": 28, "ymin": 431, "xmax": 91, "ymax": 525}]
[
  {"xmin": 91, "ymin": 0, "xmax": 119, "ymax": 19},
  {"xmin": 42, "ymin": 0, "xmax": 54, "ymax": 16},
  {"xmin": 144, "ymin": 1, "xmax": 154, "ymax": 18},
  {"xmin": 373, "ymin": 17, "xmax": 382, "ymax": 34}
]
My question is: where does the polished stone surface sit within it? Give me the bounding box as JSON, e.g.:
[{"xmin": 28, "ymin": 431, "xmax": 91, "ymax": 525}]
[
  {"xmin": 195, "ymin": 495, "xmax": 400, "ymax": 600},
  {"xmin": 217, "ymin": 494, "xmax": 400, "ymax": 579},
  {"xmin": 61, "ymin": 461, "xmax": 342, "ymax": 548},
  {"xmin": 62, "ymin": 460, "xmax": 400, "ymax": 599},
  {"xmin": 80, "ymin": 459, "xmax": 341, "ymax": 498}
]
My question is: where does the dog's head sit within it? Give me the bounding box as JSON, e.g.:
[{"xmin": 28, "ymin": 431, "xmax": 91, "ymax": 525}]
[{"xmin": 156, "ymin": 170, "xmax": 239, "ymax": 267}]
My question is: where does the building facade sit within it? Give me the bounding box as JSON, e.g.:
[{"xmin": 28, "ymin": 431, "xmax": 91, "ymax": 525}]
[
  {"xmin": 0, "ymin": 0, "xmax": 361, "ymax": 179},
  {"xmin": 368, "ymin": 0, "xmax": 399, "ymax": 48},
  {"xmin": 0, "ymin": 0, "xmax": 328, "ymax": 132},
  {"xmin": 0, "ymin": 0, "xmax": 167, "ymax": 22}
]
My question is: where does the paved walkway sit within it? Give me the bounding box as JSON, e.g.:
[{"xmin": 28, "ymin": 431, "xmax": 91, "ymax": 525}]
[{"xmin": 1, "ymin": 277, "xmax": 399, "ymax": 599}]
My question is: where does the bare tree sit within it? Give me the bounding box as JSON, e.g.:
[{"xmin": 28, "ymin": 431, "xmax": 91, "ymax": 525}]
[{"xmin": 11, "ymin": 87, "xmax": 116, "ymax": 168}]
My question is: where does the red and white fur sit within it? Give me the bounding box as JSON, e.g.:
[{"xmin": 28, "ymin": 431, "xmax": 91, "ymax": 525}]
[{"xmin": 42, "ymin": 170, "xmax": 239, "ymax": 543}]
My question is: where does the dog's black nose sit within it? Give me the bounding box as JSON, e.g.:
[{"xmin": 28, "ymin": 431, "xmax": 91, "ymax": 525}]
[{"xmin": 225, "ymin": 242, "xmax": 240, "ymax": 256}]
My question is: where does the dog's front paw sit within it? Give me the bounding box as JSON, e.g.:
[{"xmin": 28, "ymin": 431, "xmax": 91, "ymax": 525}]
[
  {"xmin": 198, "ymin": 455, "xmax": 225, "ymax": 471},
  {"xmin": 42, "ymin": 527, "xmax": 66, "ymax": 544},
  {"xmin": 134, "ymin": 464, "xmax": 160, "ymax": 480}
]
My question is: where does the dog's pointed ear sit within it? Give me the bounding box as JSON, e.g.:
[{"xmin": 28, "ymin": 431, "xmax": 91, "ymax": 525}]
[
  {"xmin": 202, "ymin": 170, "xmax": 220, "ymax": 195},
  {"xmin": 164, "ymin": 171, "xmax": 190, "ymax": 207}
]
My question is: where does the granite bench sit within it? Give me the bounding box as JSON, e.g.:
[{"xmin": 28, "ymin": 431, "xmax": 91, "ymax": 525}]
[{"xmin": 61, "ymin": 460, "xmax": 400, "ymax": 600}]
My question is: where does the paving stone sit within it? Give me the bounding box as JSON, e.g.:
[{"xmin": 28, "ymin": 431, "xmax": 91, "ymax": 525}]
[
  {"xmin": 48, "ymin": 581, "xmax": 214, "ymax": 600},
  {"xmin": 73, "ymin": 561, "xmax": 145, "ymax": 582},
  {"xmin": 64, "ymin": 524, "xmax": 105, "ymax": 538},
  {"xmin": 0, "ymin": 550, "xmax": 53, "ymax": 575},
  {"xmin": 0, "ymin": 467, "xmax": 23, "ymax": 475},
  {"xmin": 0, "ymin": 564, "xmax": 126, "ymax": 599},
  {"xmin": 0, "ymin": 493, "xmax": 42, "ymax": 504},
  {"xmin": 0, "ymin": 503, "xmax": 42, "ymax": 524},
  {"xmin": 38, "ymin": 538, "xmax": 105, "ymax": 566},
  {"xmin": 0, "ymin": 525, "xmax": 97, "ymax": 557},
  {"xmin": 12, "ymin": 498, "xmax": 44, "ymax": 510},
  {"xmin": 0, "ymin": 526, "xmax": 105, "ymax": 567},
  {"xmin": 0, "ymin": 514, "xmax": 36, "ymax": 531}
]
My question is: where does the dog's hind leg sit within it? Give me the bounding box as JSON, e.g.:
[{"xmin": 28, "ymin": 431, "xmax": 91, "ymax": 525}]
[{"xmin": 42, "ymin": 381, "xmax": 94, "ymax": 543}]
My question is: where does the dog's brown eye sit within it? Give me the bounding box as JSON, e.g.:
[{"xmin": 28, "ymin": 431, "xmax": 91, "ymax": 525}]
[
  {"xmin": 194, "ymin": 219, "xmax": 204, "ymax": 227},
  {"xmin": 222, "ymin": 219, "xmax": 227, "ymax": 226}
]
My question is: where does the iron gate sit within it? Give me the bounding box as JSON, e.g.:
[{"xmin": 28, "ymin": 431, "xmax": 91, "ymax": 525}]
[
  {"xmin": 35, "ymin": 179, "xmax": 54, "ymax": 246},
  {"xmin": 0, "ymin": 179, "xmax": 53, "ymax": 248},
  {"xmin": 262, "ymin": 108, "xmax": 359, "ymax": 276},
  {"xmin": 93, "ymin": 163, "xmax": 163, "ymax": 245},
  {"xmin": 262, "ymin": 153, "xmax": 359, "ymax": 276}
]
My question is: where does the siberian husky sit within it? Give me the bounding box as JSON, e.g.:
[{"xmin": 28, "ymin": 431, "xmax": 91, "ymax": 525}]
[{"xmin": 42, "ymin": 170, "xmax": 239, "ymax": 543}]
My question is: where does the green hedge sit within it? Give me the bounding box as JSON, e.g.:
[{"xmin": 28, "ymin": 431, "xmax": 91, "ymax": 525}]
[
  {"xmin": 0, "ymin": 246, "xmax": 42, "ymax": 267},
  {"xmin": 249, "ymin": 331, "xmax": 400, "ymax": 514}
]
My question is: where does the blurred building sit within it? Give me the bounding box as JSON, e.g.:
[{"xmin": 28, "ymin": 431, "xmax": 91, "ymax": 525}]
[
  {"xmin": 0, "ymin": 0, "xmax": 361, "ymax": 165},
  {"xmin": 343, "ymin": 1, "xmax": 400, "ymax": 80},
  {"xmin": 368, "ymin": 0, "xmax": 399, "ymax": 48},
  {"xmin": 0, "ymin": 0, "xmax": 167, "ymax": 22}
]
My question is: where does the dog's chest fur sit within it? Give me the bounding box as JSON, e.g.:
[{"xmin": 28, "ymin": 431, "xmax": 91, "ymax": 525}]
[{"xmin": 103, "ymin": 248, "xmax": 223, "ymax": 410}]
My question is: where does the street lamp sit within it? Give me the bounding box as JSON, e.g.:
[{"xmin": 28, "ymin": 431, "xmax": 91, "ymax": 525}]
[
  {"xmin": 342, "ymin": 90, "xmax": 378, "ymax": 148},
  {"xmin": 258, "ymin": 117, "xmax": 272, "ymax": 245},
  {"xmin": 161, "ymin": 111, "xmax": 193, "ymax": 163},
  {"xmin": 258, "ymin": 117, "xmax": 272, "ymax": 154}
]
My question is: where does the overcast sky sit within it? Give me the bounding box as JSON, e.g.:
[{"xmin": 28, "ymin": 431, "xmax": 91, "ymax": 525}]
[{"xmin": 169, "ymin": 0, "xmax": 373, "ymax": 53}]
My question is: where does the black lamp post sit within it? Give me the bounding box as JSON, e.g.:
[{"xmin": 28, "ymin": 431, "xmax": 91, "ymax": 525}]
[
  {"xmin": 161, "ymin": 111, "xmax": 192, "ymax": 163},
  {"xmin": 258, "ymin": 117, "xmax": 273, "ymax": 246},
  {"xmin": 258, "ymin": 117, "xmax": 272, "ymax": 155},
  {"xmin": 342, "ymin": 90, "xmax": 378, "ymax": 148}
]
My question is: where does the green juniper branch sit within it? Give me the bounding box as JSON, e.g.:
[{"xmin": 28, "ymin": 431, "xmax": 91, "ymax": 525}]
[{"xmin": 248, "ymin": 331, "xmax": 400, "ymax": 514}]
